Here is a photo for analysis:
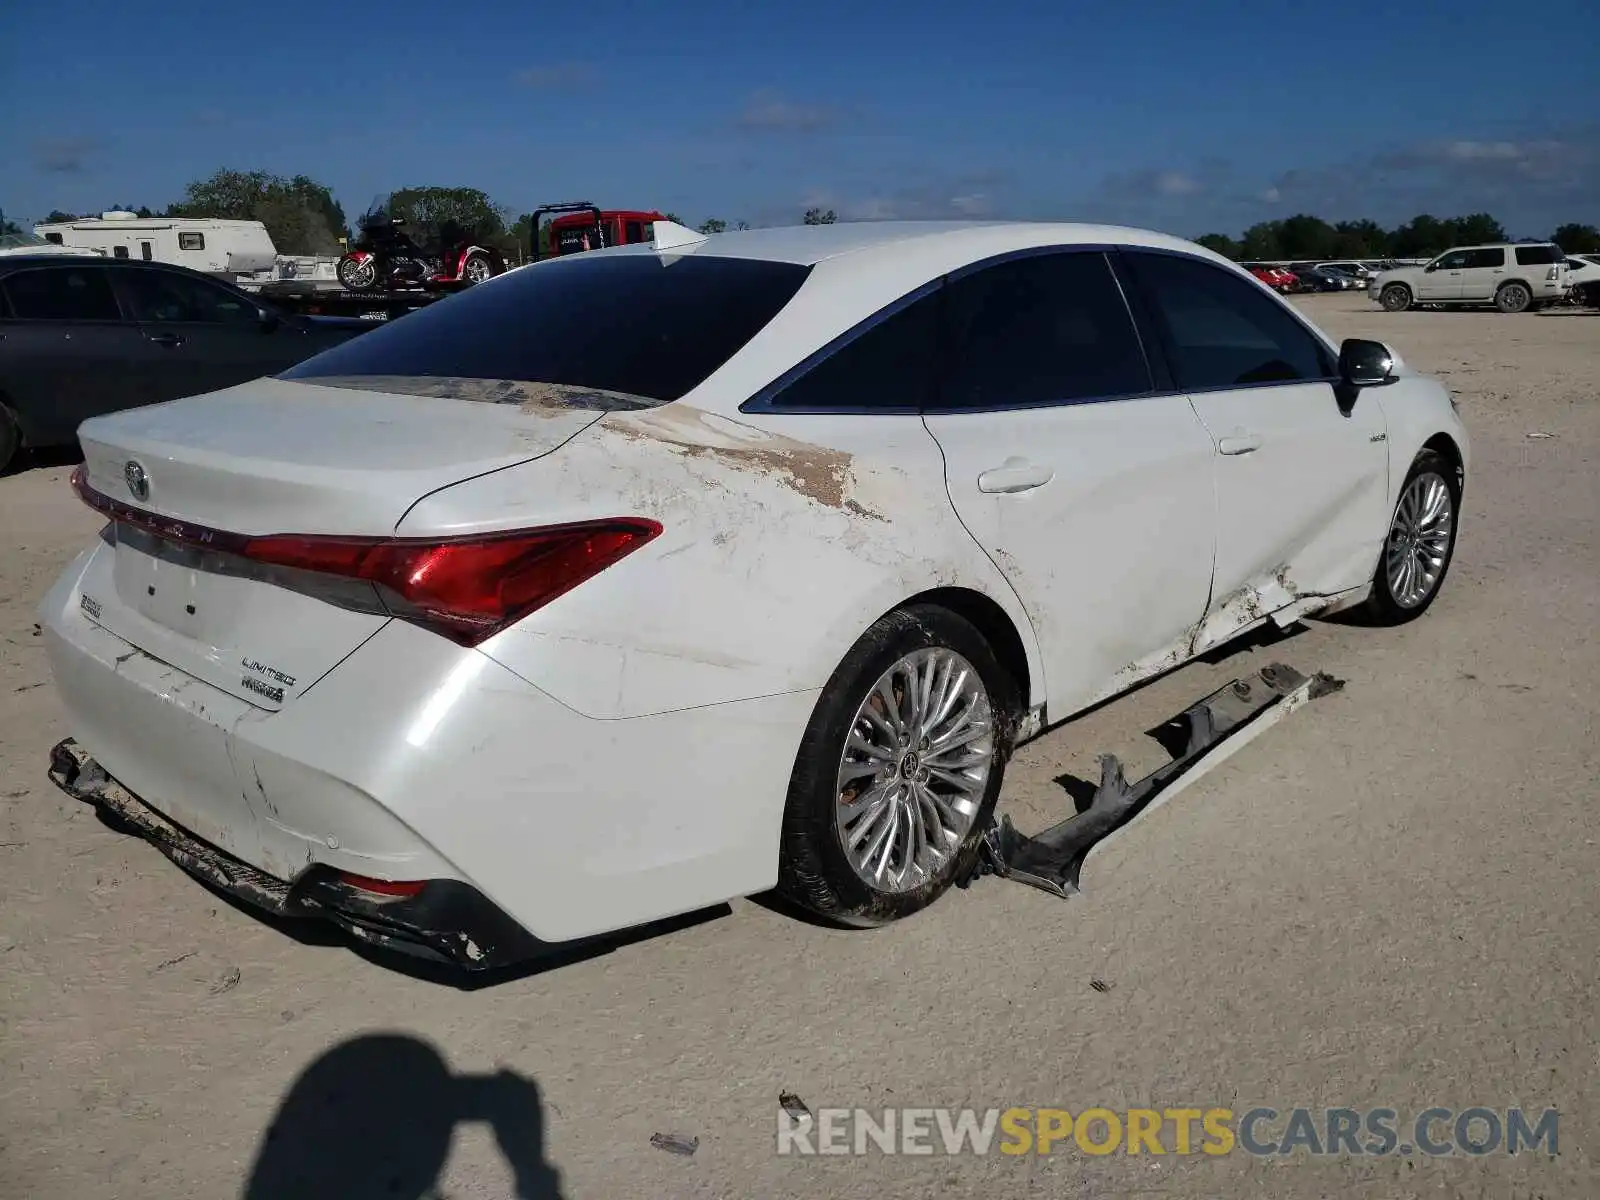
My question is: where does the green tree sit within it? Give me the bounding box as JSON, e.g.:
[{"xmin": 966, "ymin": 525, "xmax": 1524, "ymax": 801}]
[
  {"xmin": 386, "ymin": 187, "xmax": 505, "ymax": 245},
  {"xmin": 1390, "ymin": 214, "xmax": 1449, "ymax": 259},
  {"xmin": 0, "ymin": 214, "xmax": 19, "ymax": 236},
  {"xmin": 1330, "ymin": 219, "xmax": 1388, "ymax": 258},
  {"xmin": 803, "ymin": 207, "xmax": 837, "ymax": 225},
  {"xmin": 1239, "ymin": 221, "xmax": 1283, "ymax": 261},
  {"xmin": 1274, "ymin": 214, "xmax": 1338, "ymax": 260},
  {"xmin": 698, "ymin": 217, "xmax": 728, "ymax": 234},
  {"xmin": 1551, "ymin": 223, "xmax": 1600, "ymax": 253},
  {"xmin": 1195, "ymin": 233, "xmax": 1242, "ymax": 259},
  {"xmin": 734, "ymin": 220, "xmax": 751, "ymax": 231},
  {"xmin": 1447, "ymin": 212, "xmax": 1506, "ymax": 246},
  {"xmin": 44, "ymin": 209, "xmax": 78, "ymax": 223},
  {"xmin": 168, "ymin": 169, "xmax": 344, "ymax": 255}
]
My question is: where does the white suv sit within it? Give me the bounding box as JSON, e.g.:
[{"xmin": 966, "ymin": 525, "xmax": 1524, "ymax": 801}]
[{"xmin": 1370, "ymin": 243, "xmax": 1567, "ymax": 313}]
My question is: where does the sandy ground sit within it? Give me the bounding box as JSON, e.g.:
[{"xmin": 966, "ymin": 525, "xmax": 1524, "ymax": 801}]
[{"xmin": 1, "ymin": 294, "xmax": 1596, "ymax": 1199}]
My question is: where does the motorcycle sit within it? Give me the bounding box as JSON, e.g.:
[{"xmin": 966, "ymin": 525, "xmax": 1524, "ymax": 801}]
[{"xmin": 336, "ymin": 195, "xmax": 507, "ymax": 294}]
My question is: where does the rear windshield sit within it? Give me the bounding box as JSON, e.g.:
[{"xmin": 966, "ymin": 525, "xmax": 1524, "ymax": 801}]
[
  {"xmin": 1513, "ymin": 244, "xmax": 1563, "ymax": 266},
  {"xmin": 283, "ymin": 253, "xmax": 812, "ymax": 404}
]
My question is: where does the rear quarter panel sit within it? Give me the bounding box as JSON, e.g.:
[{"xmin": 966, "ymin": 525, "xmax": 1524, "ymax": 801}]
[{"xmin": 396, "ymin": 402, "xmax": 1046, "ymax": 720}]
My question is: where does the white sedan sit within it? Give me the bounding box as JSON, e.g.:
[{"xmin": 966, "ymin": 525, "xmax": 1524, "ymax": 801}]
[{"xmin": 41, "ymin": 220, "xmax": 1470, "ymax": 969}]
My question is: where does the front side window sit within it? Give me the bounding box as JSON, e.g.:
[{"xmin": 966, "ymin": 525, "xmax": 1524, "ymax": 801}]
[
  {"xmin": 624, "ymin": 221, "xmax": 646, "ymax": 244},
  {"xmin": 1433, "ymin": 251, "xmax": 1471, "ymax": 270},
  {"xmin": 1124, "ymin": 251, "xmax": 1334, "ymax": 390},
  {"xmin": 117, "ymin": 270, "xmax": 259, "ymax": 326},
  {"xmin": 285, "ymin": 252, "xmax": 812, "ymax": 404},
  {"xmin": 1, "ymin": 266, "xmax": 121, "ymax": 321},
  {"xmin": 178, "ymin": 232, "xmax": 205, "ymax": 251},
  {"xmin": 1513, "ymin": 244, "xmax": 1563, "ymax": 266},
  {"xmin": 1465, "ymin": 248, "xmax": 1506, "ymax": 269},
  {"xmin": 767, "ymin": 290, "xmax": 939, "ymax": 410},
  {"xmin": 935, "ymin": 251, "xmax": 1152, "ymax": 410}
]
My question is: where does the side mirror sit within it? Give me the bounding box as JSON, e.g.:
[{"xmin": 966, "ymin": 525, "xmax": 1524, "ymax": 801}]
[
  {"xmin": 1423, "ymin": 262, "xmax": 1437, "ymax": 273},
  {"xmin": 257, "ymin": 307, "xmax": 282, "ymax": 332},
  {"xmin": 1338, "ymin": 338, "xmax": 1396, "ymax": 388}
]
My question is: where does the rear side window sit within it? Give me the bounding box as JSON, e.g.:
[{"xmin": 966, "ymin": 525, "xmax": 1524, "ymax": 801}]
[
  {"xmin": 1514, "ymin": 244, "xmax": 1563, "ymax": 266},
  {"xmin": 116, "ymin": 269, "xmax": 259, "ymax": 326},
  {"xmin": 1125, "ymin": 252, "xmax": 1334, "ymax": 390},
  {"xmin": 1, "ymin": 266, "xmax": 121, "ymax": 321},
  {"xmin": 768, "ymin": 290, "xmax": 939, "ymax": 410},
  {"xmin": 935, "ymin": 251, "xmax": 1152, "ymax": 409},
  {"xmin": 1465, "ymin": 248, "xmax": 1506, "ymax": 268},
  {"xmin": 285, "ymin": 253, "xmax": 812, "ymax": 403}
]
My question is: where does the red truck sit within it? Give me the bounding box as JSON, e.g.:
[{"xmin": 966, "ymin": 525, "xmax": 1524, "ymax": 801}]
[{"xmin": 532, "ymin": 202, "xmax": 667, "ymax": 260}]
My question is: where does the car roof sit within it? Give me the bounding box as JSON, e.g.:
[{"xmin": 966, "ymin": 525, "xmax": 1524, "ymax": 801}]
[
  {"xmin": 0, "ymin": 255, "xmax": 229, "ymax": 279},
  {"xmin": 603, "ymin": 220, "xmax": 1218, "ymax": 267}
]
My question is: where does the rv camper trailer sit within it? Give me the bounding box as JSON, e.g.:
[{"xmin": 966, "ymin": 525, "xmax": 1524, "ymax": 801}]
[{"xmin": 32, "ymin": 211, "xmax": 278, "ymax": 277}]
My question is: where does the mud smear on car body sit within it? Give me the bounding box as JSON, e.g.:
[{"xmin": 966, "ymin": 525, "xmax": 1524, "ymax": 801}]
[{"xmin": 603, "ymin": 403, "xmax": 868, "ymax": 512}]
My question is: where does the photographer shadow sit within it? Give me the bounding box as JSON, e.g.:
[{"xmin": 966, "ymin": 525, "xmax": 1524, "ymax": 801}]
[{"xmin": 244, "ymin": 1033, "xmax": 563, "ymax": 1199}]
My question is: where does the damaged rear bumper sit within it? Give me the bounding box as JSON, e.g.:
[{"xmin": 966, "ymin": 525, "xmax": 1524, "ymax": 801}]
[{"xmin": 48, "ymin": 738, "xmax": 545, "ymax": 971}]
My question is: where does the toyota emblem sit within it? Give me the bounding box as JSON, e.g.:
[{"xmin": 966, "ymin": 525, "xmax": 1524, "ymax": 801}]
[{"xmin": 124, "ymin": 460, "xmax": 150, "ymax": 501}]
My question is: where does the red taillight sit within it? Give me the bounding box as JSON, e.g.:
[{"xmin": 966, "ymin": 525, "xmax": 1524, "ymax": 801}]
[
  {"xmin": 335, "ymin": 872, "xmax": 427, "ymax": 897},
  {"xmin": 242, "ymin": 519, "xmax": 662, "ymax": 646},
  {"xmin": 69, "ymin": 468, "xmax": 659, "ymax": 645}
]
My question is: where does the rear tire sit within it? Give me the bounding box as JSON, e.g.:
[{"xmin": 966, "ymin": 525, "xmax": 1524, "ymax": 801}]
[
  {"xmin": 776, "ymin": 604, "xmax": 1020, "ymax": 927},
  {"xmin": 1358, "ymin": 449, "xmax": 1461, "ymax": 625},
  {"xmin": 1495, "ymin": 282, "xmax": 1531, "ymax": 314},
  {"xmin": 461, "ymin": 252, "xmax": 495, "ymax": 284},
  {"xmin": 0, "ymin": 403, "xmax": 20, "ymax": 475},
  {"xmin": 1380, "ymin": 284, "xmax": 1412, "ymax": 312}
]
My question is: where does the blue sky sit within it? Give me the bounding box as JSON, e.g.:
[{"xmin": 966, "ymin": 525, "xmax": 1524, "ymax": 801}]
[{"xmin": 4, "ymin": 0, "xmax": 1597, "ymax": 238}]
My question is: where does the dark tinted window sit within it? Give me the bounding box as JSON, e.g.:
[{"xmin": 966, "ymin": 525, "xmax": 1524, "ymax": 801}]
[
  {"xmin": 1465, "ymin": 248, "xmax": 1506, "ymax": 268},
  {"xmin": 625, "ymin": 221, "xmax": 646, "ymax": 244},
  {"xmin": 2, "ymin": 266, "xmax": 121, "ymax": 321},
  {"xmin": 1125, "ymin": 252, "xmax": 1334, "ymax": 389},
  {"xmin": 768, "ymin": 290, "xmax": 939, "ymax": 410},
  {"xmin": 1434, "ymin": 251, "xmax": 1471, "ymax": 270},
  {"xmin": 285, "ymin": 253, "xmax": 812, "ymax": 403},
  {"xmin": 117, "ymin": 269, "xmax": 259, "ymax": 325},
  {"xmin": 1514, "ymin": 244, "xmax": 1563, "ymax": 266},
  {"xmin": 112, "ymin": 245, "xmax": 129, "ymax": 259},
  {"xmin": 936, "ymin": 251, "xmax": 1151, "ymax": 409}
]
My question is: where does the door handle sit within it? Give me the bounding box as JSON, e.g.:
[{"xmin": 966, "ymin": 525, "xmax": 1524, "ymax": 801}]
[
  {"xmin": 977, "ymin": 457, "xmax": 1054, "ymax": 494},
  {"xmin": 147, "ymin": 332, "xmax": 184, "ymax": 347},
  {"xmin": 1218, "ymin": 434, "xmax": 1262, "ymax": 456}
]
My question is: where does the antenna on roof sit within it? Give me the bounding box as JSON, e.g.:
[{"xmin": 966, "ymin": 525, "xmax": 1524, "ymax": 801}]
[{"xmin": 650, "ymin": 220, "xmax": 708, "ymax": 252}]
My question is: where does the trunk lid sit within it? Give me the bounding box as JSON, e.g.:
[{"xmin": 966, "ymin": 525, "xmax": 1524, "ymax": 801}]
[{"xmin": 73, "ymin": 376, "xmax": 617, "ymax": 710}]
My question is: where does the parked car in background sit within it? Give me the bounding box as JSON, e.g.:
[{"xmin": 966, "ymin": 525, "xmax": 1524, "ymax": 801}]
[
  {"xmin": 1318, "ymin": 267, "xmax": 1367, "ymax": 291},
  {"xmin": 1314, "ymin": 260, "xmax": 1376, "ymax": 283},
  {"xmin": 1291, "ymin": 266, "xmax": 1351, "ymax": 293},
  {"xmin": 0, "ymin": 230, "xmax": 103, "ymax": 259},
  {"xmin": 0, "ymin": 256, "xmax": 371, "ymax": 471},
  {"xmin": 1370, "ymin": 243, "xmax": 1569, "ymax": 313},
  {"xmin": 38, "ymin": 220, "xmax": 1468, "ymax": 967},
  {"xmin": 1562, "ymin": 255, "xmax": 1600, "ymax": 304},
  {"xmin": 1242, "ymin": 262, "xmax": 1297, "ymax": 293}
]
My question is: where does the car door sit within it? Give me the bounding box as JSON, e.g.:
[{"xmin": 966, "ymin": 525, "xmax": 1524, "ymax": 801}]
[
  {"xmin": 0, "ymin": 263, "xmax": 157, "ymax": 445},
  {"xmin": 1417, "ymin": 250, "xmax": 1470, "ymax": 300},
  {"xmin": 1121, "ymin": 249, "xmax": 1390, "ymax": 652},
  {"xmin": 109, "ymin": 267, "xmax": 287, "ymax": 401},
  {"xmin": 922, "ymin": 249, "xmax": 1218, "ymax": 715},
  {"xmin": 1457, "ymin": 247, "xmax": 1506, "ymax": 301}
]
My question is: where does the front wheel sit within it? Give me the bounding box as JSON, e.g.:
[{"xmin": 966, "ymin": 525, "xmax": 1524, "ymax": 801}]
[
  {"xmin": 776, "ymin": 604, "xmax": 1020, "ymax": 926},
  {"xmin": 1495, "ymin": 282, "xmax": 1531, "ymax": 314},
  {"xmin": 1359, "ymin": 449, "xmax": 1461, "ymax": 625},
  {"xmin": 1380, "ymin": 284, "xmax": 1412, "ymax": 312},
  {"xmin": 337, "ymin": 253, "xmax": 379, "ymax": 292}
]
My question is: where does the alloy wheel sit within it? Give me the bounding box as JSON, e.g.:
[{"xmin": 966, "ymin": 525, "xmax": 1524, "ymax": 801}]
[
  {"xmin": 834, "ymin": 648, "xmax": 994, "ymax": 893},
  {"xmin": 1385, "ymin": 472, "xmax": 1455, "ymax": 609}
]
